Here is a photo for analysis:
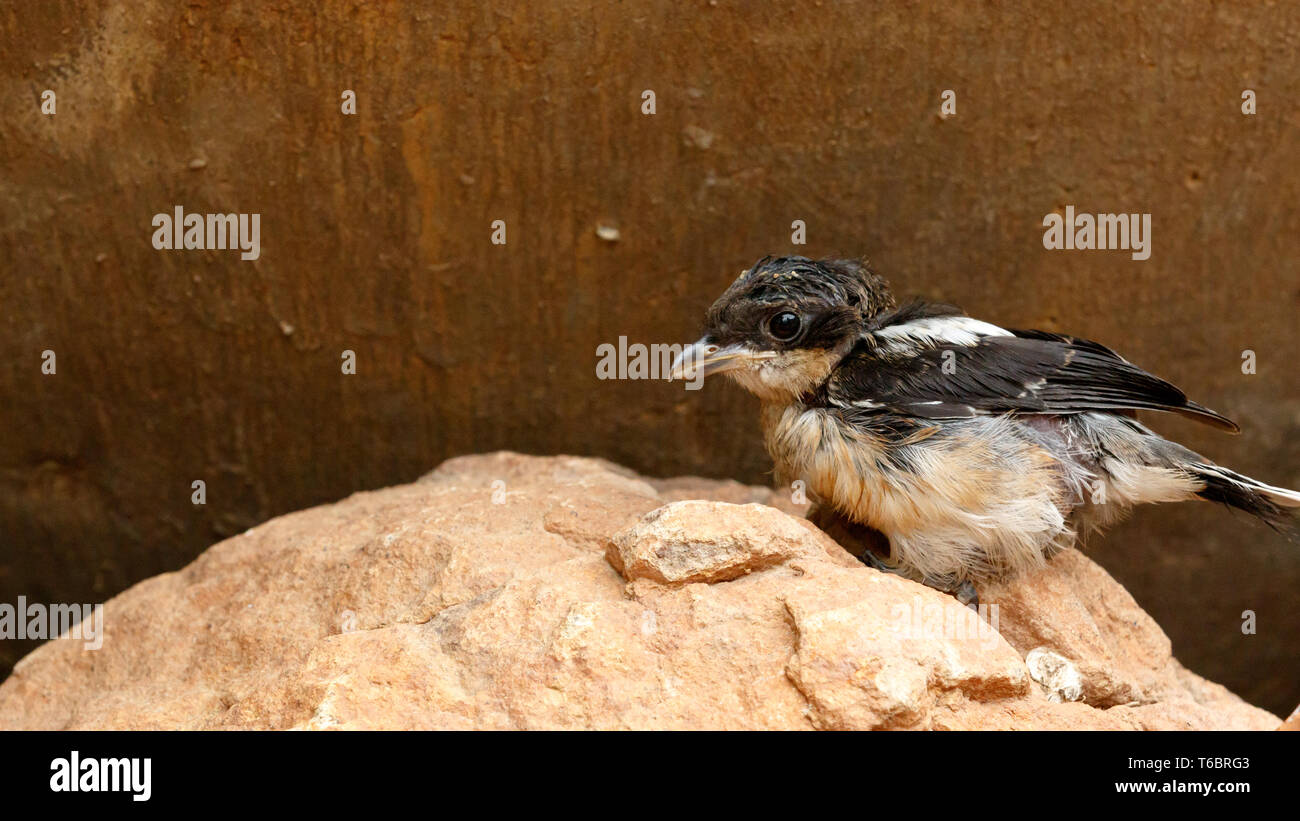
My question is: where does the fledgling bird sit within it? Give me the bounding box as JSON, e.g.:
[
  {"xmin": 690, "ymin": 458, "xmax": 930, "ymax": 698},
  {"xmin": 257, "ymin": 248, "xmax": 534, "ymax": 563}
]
[{"xmin": 671, "ymin": 255, "xmax": 1299, "ymax": 602}]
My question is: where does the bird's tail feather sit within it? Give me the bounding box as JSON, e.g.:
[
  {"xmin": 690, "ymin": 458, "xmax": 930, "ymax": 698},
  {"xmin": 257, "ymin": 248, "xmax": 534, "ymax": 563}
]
[{"xmin": 1190, "ymin": 463, "xmax": 1300, "ymax": 532}]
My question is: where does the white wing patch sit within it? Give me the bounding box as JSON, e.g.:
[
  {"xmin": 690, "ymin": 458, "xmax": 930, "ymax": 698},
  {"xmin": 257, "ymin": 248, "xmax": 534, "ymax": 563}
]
[{"xmin": 874, "ymin": 316, "xmax": 1012, "ymax": 352}]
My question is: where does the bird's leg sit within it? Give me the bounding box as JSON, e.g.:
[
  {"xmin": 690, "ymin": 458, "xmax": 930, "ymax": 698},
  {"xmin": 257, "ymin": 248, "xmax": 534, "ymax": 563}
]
[
  {"xmin": 854, "ymin": 544, "xmax": 900, "ymax": 574},
  {"xmin": 805, "ymin": 503, "xmax": 895, "ymax": 569},
  {"xmin": 947, "ymin": 580, "xmax": 980, "ymax": 609},
  {"xmin": 805, "ymin": 504, "xmax": 980, "ymax": 607}
]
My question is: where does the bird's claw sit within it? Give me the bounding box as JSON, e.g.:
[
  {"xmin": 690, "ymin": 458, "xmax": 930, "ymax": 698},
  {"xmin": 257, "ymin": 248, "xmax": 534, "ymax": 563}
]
[{"xmin": 951, "ymin": 579, "xmax": 980, "ymax": 609}]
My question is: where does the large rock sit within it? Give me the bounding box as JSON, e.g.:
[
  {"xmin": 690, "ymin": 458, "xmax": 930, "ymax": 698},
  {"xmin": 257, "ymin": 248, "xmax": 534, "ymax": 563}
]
[{"xmin": 0, "ymin": 453, "xmax": 1280, "ymax": 730}]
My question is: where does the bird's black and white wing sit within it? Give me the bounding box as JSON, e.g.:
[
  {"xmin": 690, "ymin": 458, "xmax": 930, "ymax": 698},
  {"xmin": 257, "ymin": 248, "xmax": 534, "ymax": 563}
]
[{"xmin": 822, "ymin": 301, "xmax": 1239, "ymax": 432}]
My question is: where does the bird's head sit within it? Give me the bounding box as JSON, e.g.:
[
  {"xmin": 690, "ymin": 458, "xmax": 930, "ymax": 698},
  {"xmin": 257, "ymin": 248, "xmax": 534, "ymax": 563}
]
[{"xmin": 671, "ymin": 256, "xmax": 894, "ymax": 401}]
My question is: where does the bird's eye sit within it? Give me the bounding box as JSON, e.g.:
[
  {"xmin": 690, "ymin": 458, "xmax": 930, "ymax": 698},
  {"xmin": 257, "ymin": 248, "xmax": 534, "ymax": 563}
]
[{"xmin": 767, "ymin": 311, "xmax": 802, "ymax": 341}]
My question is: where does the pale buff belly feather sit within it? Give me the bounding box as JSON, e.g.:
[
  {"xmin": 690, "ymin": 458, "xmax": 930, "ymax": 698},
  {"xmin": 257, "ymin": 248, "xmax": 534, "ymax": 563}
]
[{"xmin": 760, "ymin": 401, "xmax": 1080, "ymax": 584}]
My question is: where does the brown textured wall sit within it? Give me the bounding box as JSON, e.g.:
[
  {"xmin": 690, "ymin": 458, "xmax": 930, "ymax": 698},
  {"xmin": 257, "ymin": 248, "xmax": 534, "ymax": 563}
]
[{"xmin": 1, "ymin": 1, "xmax": 1297, "ymax": 713}]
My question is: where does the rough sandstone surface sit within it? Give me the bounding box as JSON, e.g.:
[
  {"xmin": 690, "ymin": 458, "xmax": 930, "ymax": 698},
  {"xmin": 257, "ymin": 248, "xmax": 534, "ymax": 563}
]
[{"xmin": 0, "ymin": 453, "xmax": 1279, "ymax": 730}]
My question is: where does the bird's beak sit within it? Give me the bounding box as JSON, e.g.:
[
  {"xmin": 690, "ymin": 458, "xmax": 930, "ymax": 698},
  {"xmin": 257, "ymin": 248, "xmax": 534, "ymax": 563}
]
[{"xmin": 669, "ymin": 338, "xmax": 768, "ymax": 381}]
